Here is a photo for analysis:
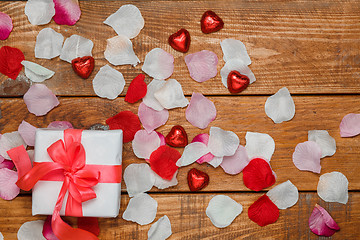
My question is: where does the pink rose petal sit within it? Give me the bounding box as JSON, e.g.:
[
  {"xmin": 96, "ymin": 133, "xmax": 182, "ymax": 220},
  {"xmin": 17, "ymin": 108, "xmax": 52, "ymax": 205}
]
[
  {"xmin": 47, "ymin": 121, "xmax": 73, "ymax": 129},
  {"xmin": 309, "ymin": 204, "xmax": 340, "ymax": 237},
  {"xmin": 138, "ymin": 102, "xmax": 169, "ymax": 133},
  {"xmin": 340, "ymin": 113, "xmax": 360, "ymax": 137},
  {"xmin": 184, "ymin": 50, "xmax": 218, "ymax": 83},
  {"xmin": 145, "ymin": 132, "xmax": 165, "ymax": 163},
  {"xmin": 53, "ymin": 0, "xmax": 81, "ymax": 26},
  {"xmin": 23, "ymin": 84, "xmax": 59, "ymax": 116},
  {"xmin": 220, "ymin": 145, "xmax": 250, "ymax": 175},
  {"xmin": 292, "ymin": 141, "xmax": 322, "ymax": 173},
  {"xmin": 42, "ymin": 216, "xmax": 59, "ymax": 240},
  {"xmin": 0, "ymin": 159, "xmax": 15, "ymax": 170},
  {"xmin": 0, "ymin": 168, "xmax": 20, "ymax": 200},
  {"xmin": 0, "ymin": 12, "xmax": 13, "ymax": 40},
  {"xmin": 185, "ymin": 92, "xmax": 216, "ymax": 129},
  {"xmin": 18, "ymin": 120, "xmax": 37, "ymax": 146},
  {"xmin": 192, "ymin": 133, "xmax": 215, "ymax": 164}
]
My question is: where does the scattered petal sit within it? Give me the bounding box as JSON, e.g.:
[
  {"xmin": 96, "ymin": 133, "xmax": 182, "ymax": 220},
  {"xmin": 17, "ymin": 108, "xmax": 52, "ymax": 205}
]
[
  {"xmin": 92, "ymin": 65, "xmax": 125, "ymax": 99},
  {"xmin": 142, "ymin": 48, "xmax": 174, "ymax": 80},
  {"xmin": 220, "ymin": 59, "xmax": 256, "ymax": 88},
  {"xmin": 27, "ymin": 150, "xmax": 35, "ymax": 165},
  {"xmin": 0, "ymin": 131, "xmax": 27, "ymax": 159},
  {"xmin": 106, "ymin": 111, "xmax": 141, "ymax": 143},
  {"xmin": 267, "ymin": 180, "xmax": 299, "ymax": 209},
  {"xmin": 0, "ymin": 12, "xmax": 13, "ymax": 40},
  {"xmin": 18, "ymin": 120, "xmax": 37, "ymax": 146},
  {"xmin": 0, "ymin": 168, "xmax": 20, "ymax": 200},
  {"xmin": 187, "ymin": 168, "xmax": 209, "ymax": 191},
  {"xmin": 149, "ymin": 145, "xmax": 180, "ymax": 181},
  {"xmin": 25, "ymin": 0, "xmax": 55, "ymax": 25},
  {"xmin": 184, "ymin": 50, "xmax": 218, "ymax": 83},
  {"xmin": 122, "ymin": 193, "xmax": 158, "ymax": 225},
  {"xmin": 124, "ymin": 163, "xmax": 155, "ymax": 197},
  {"xmin": 0, "ymin": 159, "xmax": 15, "ymax": 170},
  {"xmin": 207, "ymin": 156, "xmax": 223, "ymax": 168},
  {"xmin": 104, "ymin": 35, "xmax": 140, "ymax": 66},
  {"xmin": 104, "ymin": 4, "xmax": 144, "ymax": 39},
  {"xmin": 132, "ymin": 130, "xmax": 161, "ymax": 159},
  {"xmin": 185, "ymin": 92, "xmax": 216, "ymax": 129},
  {"xmin": 42, "ymin": 216, "xmax": 59, "ymax": 240},
  {"xmin": 176, "ymin": 142, "xmax": 209, "ymax": 167},
  {"xmin": 248, "ymin": 195, "xmax": 279, "ymax": 227},
  {"xmin": 165, "ymin": 125, "xmax": 188, "ymax": 148},
  {"xmin": 0, "ymin": 46, "xmax": 25, "ymax": 80},
  {"xmin": 47, "ymin": 121, "xmax": 73, "ymax": 129},
  {"xmin": 206, "ymin": 195, "xmax": 243, "ymax": 228},
  {"xmin": 23, "ymin": 84, "xmax": 59, "ymax": 116},
  {"xmin": 265, "ymin": 87, "xmax": 295, "ymax": 124},
  {"xmin": 148, "ymin": 215, "xmax": 172, "ymax": 240},
  {"xmin": 21, "ymin": 60, "xmax": 55, "ymax": 83},
  {"xmin": 154, "ymin": 79, "xmax": 189, "ymax": 109},
  {"xmin": 125, "ymin": 74, "xmax": 147, "ymax": 103},
  {"xmin": 339, "ymin": 113, "xmax": 360, "ymax": 137},
  {"xmin": 208, "ymin": 127, "xmax": 240, "ymax": 157},
  {"xmin": 17, "ymin": 220, "xmax": 46, "ymax": 240},
  {"xmin": 143, "ymin": 79, "xmax": 166, "ymax": 111},
  {"xmin": 53, "ymin": 0, "xmax": 81, "ymax": 26},
  {"xmin": 60, "ymin": 35, "xmax": 93, "ymax": 63},
  {"xmin": 157, "ymin": 132, "xmax": 166, "ymax": 146},
  {"xmin": 192, "ymin": 133, "xmax": 215, "ymax": 164},
  {"xmin": 77, "ymin": 217, "xmax": 100, "ymax": 237},
  {"xmin": 35, "ymin": 28, "xmax": 64, "ymax": 59},
  {"xmin": 292, "ymin": 141, "xmax": 322, "ymax": 173},
  {"xmin": 309, "ymin": 204, "xmax": 340, "ymax": 237},
  {"xmin": 220, "ymin": 39, "xmax": 251, "ymax": 64},
  {"xmin": 153, "ymin": 170, "xmax": 178, "ymax": 190},
  {"xmin": 138, "ymin": 102, "xmax": 169, "ymax": 133},
  {"xmin": 220, "ymin": 145, "xmax": 250, "ymax": 175},
  {"xmin": 245, "ymin": 132, "xmax": 275, "ymax": 161},
  {"xmin": 243, "ymin": 158, "xmax": 276, "ymax": 191},
  {"xmin": 317, "ymin": 171, "xmax": 348, "ymax": 204},
  {"xmin": 308, "ymin": 130, "xmax": 336, "ymax": 158}
]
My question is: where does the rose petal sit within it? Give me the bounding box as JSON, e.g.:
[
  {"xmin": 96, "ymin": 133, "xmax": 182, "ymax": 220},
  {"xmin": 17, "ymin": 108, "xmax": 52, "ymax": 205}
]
[
  {"xmin": 184, "ymin": 50, "xmax": 218, "ymax": 83},
  {"xmin": 207, "ymin": 156, "xmax": 223, "ymax": 168},
  {"xmin": 125, "ymin": 74, "xmax": 147, "ymax": 103},
  {"xmin": 292, "ymin": 141, "xmax": 322, "ymax": 173},
  {"xmin": 0, "ymin": 232, "xmax": 3, "ymax": 240},
  {"xmin": 153, "ymin": 170, "xmax": 178, "ymax": 190},
  {"xmin": 309, "ymin": 204, "xmax": 340, "ymax": 237},
  {"xmin": 220, "ymin": 59, "xmax": 256, "ymax": 88},
  {"xmin": 92, "ymin": 65, "xmax": 125, "ymax": 100},
  {"xmin": 18, "ymin": 220, "xmax": 46, "ymax": 240},
  {"xmin": 185, "ymin": 92, "xmax": 216, "ymax": 129},
  {"xmin": 245, "ymin": 132, "xmax": 275, "ymax": 161},
  {"xmin": 0, "ymin": 159, "xmax": 15, "ymax": 170},
  {"xmin": 143, "ymin": 79, "xmax": 166, "ymax": 111},
  {"xmin": 206, "ymin": 195, "xmax": 243, "ymax": 228},
  {"xmin": 0, "ymin": 46, "xmax": 25, "ymax": 80},
  {"xmin": 25, "ymin": 0, "xmax": 55, "ymax": 25},
  {"xmin": 154, "ymin": 79, "xmax": 189, "ymax": 109},
  {"xmin": 208, "ymin": 127, "xmax": 240, "ymax": 157},
  {"xmin": 0, "ymin": 131, "xmax": 27, "ymax": 159},
  {"xmin": 23, "ymin": 84, "xmax": 59, "ymax": 116},
  {"xmin": 340, "ymin": 113, "xmax": 360, "ymax": 137},
  {"xmin": 0, "ymin": 168, "xmax": 20, "ymax": 200},
  {"xmin": 149, "ymin": 145, "xmax": 180, "ymax": 181},
  {"xmin": 124, "ymin": 163, "xmax": 155, "ymax": 197},
  {"xmin": 220, "ymin": 39, "xmax": 251, "ymax": 64},
  {"xmin": 0, "ymin": 12, "xmax": 13, "ymax": 40},
  {"xmin": 104, "ymin": 35, "xmax": 140, "ymax": 66},
  {"xmin": 35, "ymin": 28, "xmax": 64, "ymax": 59},
  {"xmin": 60, "ymin": 35, "xmax": 93, "ymax": 63},
  {"xmin": 106, "ymin": 111, "xmax": 141, "ymax": 143},
  {"xmin": 18, "ymin": 120, "xmax": 37, "ymax": 146},
  {"xmin": 42, "ymin": 216, "xmax": 59, "ymax": 240},
  {"xmin": 104, "ymin": 4, "xmax": 144, "ymax": 39},
  {"xmin": 77, "ymin": 217, "xmax": 99, "ymax": 237},
  {"xmin": 176, "ymin": 142, "xmax": 210, "ymax": 167},
  {"xmin": 317, "ymin": 171, "xmax": 348, "ymax": 204},
  {"xmin": 265, "ymin": 87, "xmax": 295, "ymax": 124},
  {"xmin": 248, "ymin": 195, "xmax": 279, "ymax": 227},
  {"xmin": 243, "ymin": 158, "xmax": 276, "ymax": 191},
  {"xmin": 47, "ymin": 121, "xmax": 73, "ymax": 129},
  {"xmin": 266, "ymin": 180, "xmax": 299, "ymax": 209},
  {"xmin": 132, "ymin": 130, "xmax": 161, "ymax": 159},
  {"xmin": 53, "ymin": 0, "xmax": 81, "ymax": 26},
  {"xmin": 148, "ymin": 215, "xmax": 172, "ymax": 240},
  {"xmin": 27, "ymin": 149, "xmax": 35, "ymax": 165},
  {"xmin": 191, "ymin": 133, "xmax": 215, "ymax": 164},
  {"xmin": 308, "ymin": 130, "xmax": 336, "ymax": 158},
  {"xmin": 138, "ymin": 102, "xmax": 169, "ymax": 133},
  {"xmin": 220, "ymin": 145, "xmax": 250, "ymax": 175},
  {"xmin": 142, "ymin": 48, "xmax": 174, "ymax": 80},
  {"xmin": 21, "ymin": 60, "xmax": 55, "ymax": 83},
  {"xmin": 122, "ymin": 193, "xmax": 158, "ymax": 225}
]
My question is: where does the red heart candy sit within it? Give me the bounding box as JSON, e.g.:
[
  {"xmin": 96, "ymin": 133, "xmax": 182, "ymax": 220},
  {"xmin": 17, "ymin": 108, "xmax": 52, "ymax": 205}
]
[
  {"xmin": 165, "ymin": 125, "xmax": 188, "ymax": 147},
  {"xmin": 200, "ymin": 10, "xmax": 224, "ymax": 34},
  {"xmin": 227, "ymin": 70, "xmax": 250, "ymax": 93},
  {"xmin": 125, "ymin": 74, "xmax": 147, "ymax": 103},
  {"xmin": 187, "ymin": 168, "xmax": 209, "ymax": 191},
  {"xmin": 71, "ymin": 56, "xmax": 95, "ymax": 79},
  {"xmin": 168, "ymin": 28, "xmax": 191, "ymax": 53}
]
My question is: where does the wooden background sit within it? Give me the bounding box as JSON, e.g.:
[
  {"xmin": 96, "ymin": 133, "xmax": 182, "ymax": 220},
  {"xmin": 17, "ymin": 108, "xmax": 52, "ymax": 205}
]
[{"xmin": 0, "ymin": 0, "xmax": 360, "ymax": 239}]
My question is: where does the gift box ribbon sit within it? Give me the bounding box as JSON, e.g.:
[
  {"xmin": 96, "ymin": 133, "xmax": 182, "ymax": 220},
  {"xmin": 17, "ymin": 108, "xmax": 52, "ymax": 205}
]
[{"xmin": 8, "ymin": 129, "xmax": 122, "ymax": 240}]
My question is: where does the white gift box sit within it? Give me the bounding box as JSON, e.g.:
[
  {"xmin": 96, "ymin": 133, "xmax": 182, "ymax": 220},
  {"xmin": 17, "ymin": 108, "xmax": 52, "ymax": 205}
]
[{"xmin": 32, "ymin": 129, "xmax": 123, "ymax": 217}]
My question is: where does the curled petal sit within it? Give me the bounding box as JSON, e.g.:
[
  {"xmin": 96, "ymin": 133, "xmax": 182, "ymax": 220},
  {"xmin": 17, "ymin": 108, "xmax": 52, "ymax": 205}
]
[
  {"xmin": 53, "ymin": 0, "xmax": 81, "ymax": 26},
  {"xmin": 292, "ymin": 141, "xmax": 322, "ymax": 173},
  {"xmin": 142, "ymin": 48, "xmax": 174, "ymax": 80},
  {"xmin": 125, "ymin": 74, "xmax": 147, "ymax": 103},
  {"xmin": 104, "ymin": 35, "xmax": 140, "ymax": 66},
  {"xmin": 308, "ymin": 130, "xmax": 336, "ymax": 158},
  {"xmin": 266, "ymin": 180, "xmax": 299, "ymax": 209},
  {"xmin": 154, "ymin": 79, "xmax": 189, "ymax": 109},
  {"xmin": 153, "ymin": 170, "xmax": 178, "ymax": 190},
  {"xmin": 18, "ymin": 120, "xmax": 37, "ymax": 146},
  {"xmin": 23, "ymin": 84, "xmax": 59, "ymax": 116},
  {"xmin": 220, "ymin": 39, "xmax": 251, "ymax": 64},
  {"xmin": 143, "ymin": 79, "xmax": 166, "ymax": 111},
  {"xmin": 148, "ymin": 215, "xmax": 172, "ymax": 240},
  {"xmin": 138, "ymin": 102, "xmax": 168, "ymax": 133},
  {"xmin": 265, "ymin": 87, "xmax": 295, "ymax": 124},
  {"xmin": 309, "ymin": 204, "xmax": 340, "ymax": 237},
  {"xmin": 340, "ymin": 113, "xmax": 360, "ymax": 137},
  {"xmin": 25, "ymin": 0, "xmax": 55, "ymax": 25},
  {"xmin": 208, "ymin": 127, "xmax": 240, "ymax": 157},
  {"xmin": 220, "ymin": 59, "xmax": 256, "ymax": 88},
  {"xmin": 207, "ymin": 156, "xmax": 223, "ymax": 168},
  {"xmin": 243, "ymin": 158, "xmax": 276, "ymax": 191},
  {"xmin": 124, "ymin": 163, "xmax": 155, "ymax": 197},
  {"xmin": 206, "ymin": 195, "xmax": 243, "ymax": 228},
  {"xmin": 192, "ymin": 134, "xmax": 215, "ymax": 164},
  {"xmin": 18, "ymin": 220, "xmax": 46, "ymax": 240},
  {"xmin": 176, "ymin": 142, "xmax": 210, "ymax": 167},
  {"xmin": 132, "ymin": 130, "xmax": 161, "ymax": 159},
  {"xmin": 185, "ymin": 92, "xmax": 216, "ymax": 129},
  {"xmin": 0, "ymin": 159, "xmax": 15, "ymax": 170},
  {"xmin": 0, "ymin": 168, "xmax": 20, "ymax": 200},
  {"xmin": 92, "ymin": 65, "xmax": 125, "ymax": 100},
  {"xmin": 248, "ymin": 195, "xmax": 279, "ymax": 227},
  {"xmin": 0, "ymin": 46, "xmax": 25, "ymax": 80},
  {"xmin": 245, "ymin": 132, "xmax": 275, "ymax": 161},
  {"xmin": 0, "ymin": 131, "xmax": 27, "ymax": 159},
  {"xmin": 184, "ymin": 50, "xmax": 218, "ymax": 83},
  {"xmin": 104, "ymin": 4, "xmax": 144, "ymax": 39},
  {"xmin": 60, "ymin": 35, "xmax": 93, "ymax": 63},
  {"xmin": 220, "ymin": 145, "xmax": 250, "ymax": 175},
  {"xmin": 317, "ymin": 171, "xmax": 348, "ymax": 204},
  {"xmin": 0, "ymin": 12, "xmax": 13, "ymax": 40},
  {"xmin": 21, "ymin": 60, "xmax": 55, "ymax": 83},
  {"xmin": 106, "ymin": 111, "xmax": 141, "ymax": 143},
  {"xmin": 122, "ymin": 193, "xmax": 158, "ymax": 225},
  {"xmin": 149, "ymin": 145, "xmax": 180, "ymax": 181},
  {"xmin": 42, "ymin": 216, "xmax": 58, "ymax": 240},
  {"xmin": 35, "ymin": 28, "xmax": 64, "ymax": 59},
  {"xmin": 47, "ymin": 121, "xmax": 73, "ymax": 129}
]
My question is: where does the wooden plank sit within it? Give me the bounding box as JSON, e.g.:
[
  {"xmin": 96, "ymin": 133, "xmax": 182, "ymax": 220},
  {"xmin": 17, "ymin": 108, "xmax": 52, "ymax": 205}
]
[
  {"xmin": 0, "ymin": 192, "xmax": 359, "ymax": 239},
  {"xmin": 1, "ymin": 95, "xmax": 359, "ymax": 191},
  {"xmin": 0, "ymin": 1, "xmax": 360, "ymax": 96}
]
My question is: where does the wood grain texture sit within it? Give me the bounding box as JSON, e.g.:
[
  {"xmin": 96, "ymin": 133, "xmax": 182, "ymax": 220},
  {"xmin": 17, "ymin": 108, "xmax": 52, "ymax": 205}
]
[
  {"xmin": 0, "ymin": 0, "xmax": 360, "ymax": 96},
  {"xmin": 1, "ymin": 96, "xmax": 359, "ymax": 192}
]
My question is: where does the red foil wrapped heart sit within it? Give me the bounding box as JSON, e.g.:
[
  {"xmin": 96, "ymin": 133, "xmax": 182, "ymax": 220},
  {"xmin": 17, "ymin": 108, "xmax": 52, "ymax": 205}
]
[
  {"xmin": 168, "ymin": 28, "xmax": 191, "ymax": 53},
  {"xmin": 227, "ymin": 70, "xmax": 250, "ymax": 93},
  {"xmin": 71, "ymin": 56, "xmax": 95, "ymax": 79},
  {"xmin": 165, "ymin": 125, "xmax": 188, "ymax": 147},
  {"xmin": 187, "ymin": 168, "xmax": 209, "ymax": 191},
  {"xmin": 200, "ymin": 10, "xmax": 224, "ymax": 34}
]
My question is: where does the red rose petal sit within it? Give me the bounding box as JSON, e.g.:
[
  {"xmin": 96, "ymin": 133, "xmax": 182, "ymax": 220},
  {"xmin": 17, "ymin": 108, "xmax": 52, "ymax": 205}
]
[
  {"xmin": 248, "ymin": 194, "xmax": 279, "ymax": 227},
  {"xmin": 149, "ymin": 145, "xmax": 180, "ymax": 180},
  {"xmin": 243, "ymin": 158, "xmax": 276, "ymax": 191},
  {"xmin": 0, "ymin": 46, "xmax": 25, "ymax": 80},
  {"xmin": 125, "ymin": 74, "xmax": 147, "ymax": 103},
  {"xmin": 106, "ymin": 111, "xmax": 141, "ymax": 143},
  {"xmin": 77, "ymin": 217, "xmax": 100, "ymax": 237}
]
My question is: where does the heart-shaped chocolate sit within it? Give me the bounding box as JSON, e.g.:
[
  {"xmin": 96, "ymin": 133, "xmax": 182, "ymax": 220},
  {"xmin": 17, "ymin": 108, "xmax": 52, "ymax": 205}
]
[
  {"xmin": 165, "ymin": 125, "xmax": 188, "ymax": 147},
  {"xmin": 168, "ymin": 28, "xmax": 191, "ymax": 53},
  {"xmin": 227, "ymin": 70, "xmax": 250, "ymax": 93},
  {"xmin": 71, "ymin": 56, "xmax": 95, "ymax": 79},
  {"xmin": 187, "ymin": 168, "xmax": 209, "ymax": 191},
  {"xmin": 200, "ymin": 10, "xmax": 224, "ymax": 34}
]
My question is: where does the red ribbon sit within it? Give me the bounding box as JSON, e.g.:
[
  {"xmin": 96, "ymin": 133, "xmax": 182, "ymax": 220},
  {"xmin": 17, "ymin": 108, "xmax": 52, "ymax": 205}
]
[{"xmin": 8, "ymin": 129, "xmax": 122, "ymax": 240}]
